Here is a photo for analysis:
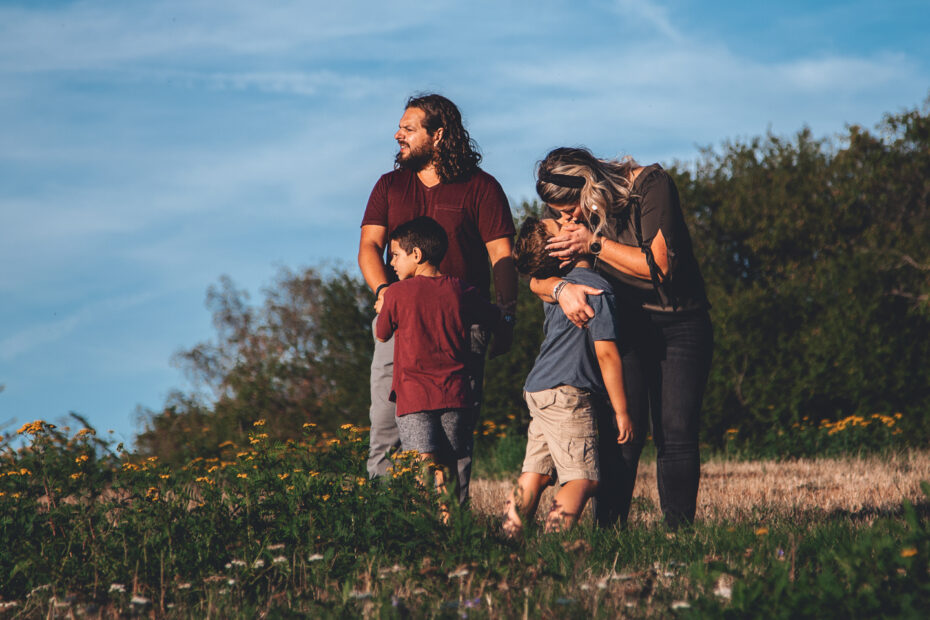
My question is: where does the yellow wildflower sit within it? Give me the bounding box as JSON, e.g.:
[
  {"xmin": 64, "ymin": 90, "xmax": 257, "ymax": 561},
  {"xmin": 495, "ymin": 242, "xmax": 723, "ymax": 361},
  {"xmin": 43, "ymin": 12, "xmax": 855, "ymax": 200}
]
[
  {"xmin": 237, "ymin": 473, "xmax": 248, "ymax": 479},
  {"xmin": 17, "ymin": 420, "xmax": 49, "ymax": 435},
  {"xmin": 75, "ymin": 455, "xmax": 89, "ymax": 464},
  {"xmin": 70, "ymin": 473, "xmax": 83, "ymax": 480},
  {"xmin": 755, "ymin": 527, "xmax": 769, "ymax": 536},
  {"xmin": 322, "ymin": 494, "xmax": 330, "ymax": 501},
  {"xmin": 303, "ymin": 423, "xmax": 317, "ymax": 429},
  {"xmin": 901, "ymin": 547, "xmax": 918, "ymax": 558},
  {"xmin": 278, "ymin": 473, "xmax": 289, "ymax": 481},
  {"xmin": 253, "ymin": 419, "xmax": 266, "ymax": 427},
  {"xmin": 340, "ymin": 423, "xmax": 353, "ymax": 430}
]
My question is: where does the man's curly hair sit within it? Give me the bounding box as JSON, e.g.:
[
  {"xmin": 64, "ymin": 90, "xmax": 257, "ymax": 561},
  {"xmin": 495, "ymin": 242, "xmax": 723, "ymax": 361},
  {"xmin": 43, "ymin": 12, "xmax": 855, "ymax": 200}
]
[{"xmin": 404, "ymin": 94, "xmax": 482, "ymax": 183}]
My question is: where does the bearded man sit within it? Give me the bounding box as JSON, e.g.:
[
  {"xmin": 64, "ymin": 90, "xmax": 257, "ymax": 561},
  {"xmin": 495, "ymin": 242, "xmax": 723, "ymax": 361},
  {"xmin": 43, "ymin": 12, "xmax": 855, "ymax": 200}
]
[{"xmin": 358, "ymin": 94, "xmax": 517, "ymax": 502}]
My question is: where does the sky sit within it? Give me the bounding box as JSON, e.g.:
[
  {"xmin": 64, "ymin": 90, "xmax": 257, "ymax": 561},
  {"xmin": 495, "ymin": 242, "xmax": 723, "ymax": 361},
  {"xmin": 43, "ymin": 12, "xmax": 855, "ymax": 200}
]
[{"xmin": 1, "ymin": 0, "xmax": 928, "ymax": 446}]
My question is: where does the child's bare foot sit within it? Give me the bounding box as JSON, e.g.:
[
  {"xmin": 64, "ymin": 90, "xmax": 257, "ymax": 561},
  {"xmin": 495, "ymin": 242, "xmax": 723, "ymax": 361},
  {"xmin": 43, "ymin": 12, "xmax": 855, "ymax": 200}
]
[
  {"xmin": 543, "ymin": 501, "xmax": 572, "ymax": 533},
  {"xmin": 502, "ymin": 499, "xmax": 523, "ymax": 538}
]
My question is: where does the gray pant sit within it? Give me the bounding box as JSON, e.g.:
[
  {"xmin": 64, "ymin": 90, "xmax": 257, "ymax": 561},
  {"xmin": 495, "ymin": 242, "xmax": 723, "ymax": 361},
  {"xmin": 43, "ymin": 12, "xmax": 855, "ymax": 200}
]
[{"xmin": 366, "ymin": 316, "xmax": 488, "ymax": 503}]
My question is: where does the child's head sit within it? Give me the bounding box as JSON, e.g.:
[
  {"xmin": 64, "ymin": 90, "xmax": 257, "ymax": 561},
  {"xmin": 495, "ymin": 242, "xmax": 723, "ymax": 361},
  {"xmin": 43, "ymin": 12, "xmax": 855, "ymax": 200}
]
[
  {"xmin": 389, "ymin": 216, "xmax": 448, "ymax": 280},
  {"xmin": 513, "ymin": 216, "xmax": 566, "ymax": 279}
]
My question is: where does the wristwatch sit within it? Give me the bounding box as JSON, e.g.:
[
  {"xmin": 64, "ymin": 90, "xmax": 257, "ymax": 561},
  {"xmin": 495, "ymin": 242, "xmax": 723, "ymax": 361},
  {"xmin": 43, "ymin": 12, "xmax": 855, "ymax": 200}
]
[{"xmin": 589, "ymin": 236, "xmax": 603, "ymax": 255}]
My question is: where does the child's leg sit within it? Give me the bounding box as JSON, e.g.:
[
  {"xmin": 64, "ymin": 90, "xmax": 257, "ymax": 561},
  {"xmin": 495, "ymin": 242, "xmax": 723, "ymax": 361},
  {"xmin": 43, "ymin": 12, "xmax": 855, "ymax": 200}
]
[
  {"xmin": 503, "ymin": 471, "xmax": 553, "ymax": 536},
  {"xmin": 545, "ymin": 479, "xmax": 599, "ymax": 532}
]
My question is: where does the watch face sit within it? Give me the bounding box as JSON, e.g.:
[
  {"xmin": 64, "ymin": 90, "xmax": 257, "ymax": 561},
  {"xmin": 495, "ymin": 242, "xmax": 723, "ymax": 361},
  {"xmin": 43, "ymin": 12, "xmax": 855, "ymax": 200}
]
[{"xmin": 590, "ymin": 241, "xmax": 602, "ymax": 254}]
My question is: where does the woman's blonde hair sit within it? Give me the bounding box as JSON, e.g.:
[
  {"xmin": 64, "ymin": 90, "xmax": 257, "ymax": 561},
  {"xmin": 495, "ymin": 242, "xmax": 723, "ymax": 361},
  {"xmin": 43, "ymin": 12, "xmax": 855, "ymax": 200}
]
[{"xmin": 535, "ymin": 147, "xmax": 638, "ymax": 239}]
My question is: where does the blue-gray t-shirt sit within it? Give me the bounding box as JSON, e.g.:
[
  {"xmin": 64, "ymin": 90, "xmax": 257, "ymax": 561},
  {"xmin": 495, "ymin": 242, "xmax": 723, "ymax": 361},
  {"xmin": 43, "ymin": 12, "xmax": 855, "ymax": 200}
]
[{"xmin": 524, "ymin": 267, "xmax": 618, "ymax": 394}]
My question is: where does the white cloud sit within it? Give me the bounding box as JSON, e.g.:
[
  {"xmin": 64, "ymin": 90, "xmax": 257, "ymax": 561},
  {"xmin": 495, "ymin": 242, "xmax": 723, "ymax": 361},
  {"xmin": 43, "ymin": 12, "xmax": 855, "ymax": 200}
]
[{"xmin": 613, "ymin": 0, "xmax": 682, "ymax": 42}]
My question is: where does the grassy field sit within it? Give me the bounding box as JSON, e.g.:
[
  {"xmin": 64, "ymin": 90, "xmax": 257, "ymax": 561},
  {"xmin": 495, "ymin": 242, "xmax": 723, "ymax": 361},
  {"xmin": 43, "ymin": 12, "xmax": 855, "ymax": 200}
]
[{"xmin": 1, "ymin": 421, "xmax": 928, "ymax": 618}]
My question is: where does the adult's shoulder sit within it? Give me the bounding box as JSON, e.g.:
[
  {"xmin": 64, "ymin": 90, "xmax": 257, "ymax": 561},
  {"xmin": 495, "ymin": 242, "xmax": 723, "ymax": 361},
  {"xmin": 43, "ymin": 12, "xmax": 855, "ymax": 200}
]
[
  {"xmin": 634, "ymin": 163, "xmax": 670, "ymax": 188},
  {"xmin": 461, "ymin": 167, "xmax": 505, "ymax": 191},
  {"xmin": 374, "ymin": 168, "xmax": 415, "ymax": 187}
]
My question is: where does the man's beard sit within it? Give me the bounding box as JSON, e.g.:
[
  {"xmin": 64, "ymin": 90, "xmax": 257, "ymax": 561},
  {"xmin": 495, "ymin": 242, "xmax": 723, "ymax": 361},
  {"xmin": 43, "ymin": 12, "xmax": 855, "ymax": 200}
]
[{"xmin": 395, "ymin": 141, "xmax": 435, "ymax": 172}]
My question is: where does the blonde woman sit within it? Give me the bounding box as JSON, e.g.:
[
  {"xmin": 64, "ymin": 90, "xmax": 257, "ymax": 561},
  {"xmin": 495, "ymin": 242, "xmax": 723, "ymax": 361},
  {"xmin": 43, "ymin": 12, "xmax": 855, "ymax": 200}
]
[{"xmin": 530, "ymin": 147, "xmax": 713, "ymax": 529}]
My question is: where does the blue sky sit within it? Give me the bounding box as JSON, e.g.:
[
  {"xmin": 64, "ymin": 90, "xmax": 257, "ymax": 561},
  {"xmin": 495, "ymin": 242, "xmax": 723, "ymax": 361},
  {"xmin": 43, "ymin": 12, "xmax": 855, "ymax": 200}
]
[{"xmin": 1, "ymin": 0, "xmax": 928, "ymax": 445}]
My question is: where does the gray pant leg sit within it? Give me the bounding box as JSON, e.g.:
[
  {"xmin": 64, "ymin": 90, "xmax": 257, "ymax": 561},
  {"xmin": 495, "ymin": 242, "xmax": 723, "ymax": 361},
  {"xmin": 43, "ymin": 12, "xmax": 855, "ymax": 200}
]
[
  {"xmin": 456, "ymin": 324, "xmax": 489, "ymax": 503},
  {"xmin": 367, "ymin": 316, "xmax": 399, "ymax": 478}
]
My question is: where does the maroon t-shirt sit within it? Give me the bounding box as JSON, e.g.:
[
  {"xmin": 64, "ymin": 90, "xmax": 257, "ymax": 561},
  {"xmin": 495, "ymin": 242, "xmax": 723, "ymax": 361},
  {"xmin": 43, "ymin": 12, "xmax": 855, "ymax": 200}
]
[
  {"xmin": 375, "ymin": 275, "xmax": 501, "ymax": 416},
  {"xmin": 361, "ymin": 169, "xmax": 514, "ymax": 299}
]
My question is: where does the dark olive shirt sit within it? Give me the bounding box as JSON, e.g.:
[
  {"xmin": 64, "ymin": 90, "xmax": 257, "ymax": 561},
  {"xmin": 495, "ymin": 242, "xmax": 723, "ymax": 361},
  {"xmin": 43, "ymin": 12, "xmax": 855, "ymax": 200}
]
[{"xmin": 595, "ymin": 164, "xmax": 709, "ymax": 313}]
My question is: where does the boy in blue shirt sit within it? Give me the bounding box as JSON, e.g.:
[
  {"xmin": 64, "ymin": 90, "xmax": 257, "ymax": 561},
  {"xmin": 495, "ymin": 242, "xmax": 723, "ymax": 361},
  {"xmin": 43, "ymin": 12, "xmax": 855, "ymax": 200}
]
[{"xmin": 504, "ymin": 217, "xmax": 633, "ymax": 535}]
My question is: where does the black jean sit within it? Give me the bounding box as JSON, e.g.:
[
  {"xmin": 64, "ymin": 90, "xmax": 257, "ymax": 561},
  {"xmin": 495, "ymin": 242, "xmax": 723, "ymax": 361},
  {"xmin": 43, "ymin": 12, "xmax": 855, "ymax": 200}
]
[{"xmin": 595, "ymin": 307, "xmax": 713, "ymax": 529}]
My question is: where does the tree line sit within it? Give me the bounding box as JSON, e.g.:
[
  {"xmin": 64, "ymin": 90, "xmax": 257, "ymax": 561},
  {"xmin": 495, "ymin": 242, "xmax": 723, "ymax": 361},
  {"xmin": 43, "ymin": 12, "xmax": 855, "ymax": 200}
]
[{"xmin": 137, "ymin": 98, "xmax": 930, "ymax": 462}]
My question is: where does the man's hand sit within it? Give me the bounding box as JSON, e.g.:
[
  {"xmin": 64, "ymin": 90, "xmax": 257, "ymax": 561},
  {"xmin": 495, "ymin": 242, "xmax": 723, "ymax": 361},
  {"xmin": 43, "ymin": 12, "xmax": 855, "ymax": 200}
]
[
  {"xmin": 488, "ymin": 319, "xmax": 514, "ymax": 359},
  {"xmin": 374, "ymin": 288, "xmax": 386, "ymax": 314}
]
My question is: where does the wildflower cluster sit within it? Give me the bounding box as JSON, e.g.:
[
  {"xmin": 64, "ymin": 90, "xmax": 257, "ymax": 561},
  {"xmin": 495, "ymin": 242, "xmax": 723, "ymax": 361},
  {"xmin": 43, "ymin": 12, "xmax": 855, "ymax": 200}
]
[
  {"xmin": 0, "ymin": 418, "xmax": 446, "ymax": 614},
  {"xmin": 724, "ymin": 412, "xmax": 910, "ymax": 459}
]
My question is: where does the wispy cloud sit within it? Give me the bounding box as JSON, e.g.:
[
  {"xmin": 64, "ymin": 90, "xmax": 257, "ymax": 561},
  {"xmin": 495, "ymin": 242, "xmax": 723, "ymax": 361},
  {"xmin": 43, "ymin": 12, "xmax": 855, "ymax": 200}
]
[{"xmin": 0, "ymin": 291, "xmax": 158, "ymax": 363}]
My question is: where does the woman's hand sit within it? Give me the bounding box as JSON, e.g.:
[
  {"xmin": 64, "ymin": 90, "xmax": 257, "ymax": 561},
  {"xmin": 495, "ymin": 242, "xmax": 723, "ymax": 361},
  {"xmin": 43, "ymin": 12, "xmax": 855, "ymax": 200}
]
[
  {"xmin": 557, "ymin": 282, "xmax": 602, "ymax": 328},
  {"xmin": 546, "ymin": 222, "xmax": 595, "ymax": 264}
]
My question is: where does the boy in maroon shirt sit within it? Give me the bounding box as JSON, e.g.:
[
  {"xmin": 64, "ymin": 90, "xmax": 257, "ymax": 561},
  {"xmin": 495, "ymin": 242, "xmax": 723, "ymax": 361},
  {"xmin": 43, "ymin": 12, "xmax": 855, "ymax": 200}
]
[{"xmin": 376, "ymin": 216, "xmax": 501, "ymax": 500}]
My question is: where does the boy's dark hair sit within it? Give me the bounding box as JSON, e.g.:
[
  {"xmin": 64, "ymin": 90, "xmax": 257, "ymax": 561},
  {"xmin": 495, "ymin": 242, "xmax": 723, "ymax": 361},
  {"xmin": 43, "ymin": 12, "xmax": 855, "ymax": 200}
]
[
  {"xmin": 390, "ymin": 216, "xmax": 448, "ymax": 266},
  {"xmin": 513, "ymin": 217, "xmax": 567, "ymax": 279}
]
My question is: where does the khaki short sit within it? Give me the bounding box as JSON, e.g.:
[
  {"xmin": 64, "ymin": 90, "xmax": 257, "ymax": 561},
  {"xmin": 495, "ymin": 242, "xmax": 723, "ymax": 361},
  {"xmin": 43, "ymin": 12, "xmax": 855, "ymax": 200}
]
[{"xmin": 522, "ymin": 386, "xmax": 599, "ymax": 484}]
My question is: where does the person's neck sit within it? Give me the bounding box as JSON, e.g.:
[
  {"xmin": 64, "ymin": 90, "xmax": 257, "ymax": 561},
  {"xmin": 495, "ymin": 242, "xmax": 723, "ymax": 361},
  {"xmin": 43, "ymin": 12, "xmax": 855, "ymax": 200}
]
[
  {"xmin": 416, "ymin": 164, "xmax": 441, "ymax": 188},
  {"xmin": 573, "ymin": 257, "xmax": 593, "ymax": 270},
  {"xmin": 413, "ymin": 264, "xmax": 442, "ymax": 278}
]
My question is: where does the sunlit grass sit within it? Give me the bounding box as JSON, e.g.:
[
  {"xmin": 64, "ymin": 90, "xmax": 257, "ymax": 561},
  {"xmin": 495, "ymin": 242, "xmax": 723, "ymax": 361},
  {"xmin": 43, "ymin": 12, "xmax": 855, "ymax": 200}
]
[{"xmin": 1, "ymin": 418, "xmax": 928, "ymax": 617}]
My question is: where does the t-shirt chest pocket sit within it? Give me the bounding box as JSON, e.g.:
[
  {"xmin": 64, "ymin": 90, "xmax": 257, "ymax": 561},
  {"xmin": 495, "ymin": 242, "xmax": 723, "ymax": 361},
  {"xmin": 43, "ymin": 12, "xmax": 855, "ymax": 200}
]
[{"xmin": 430, "ymin": 201, "xmax": 466, "ymax": 231}]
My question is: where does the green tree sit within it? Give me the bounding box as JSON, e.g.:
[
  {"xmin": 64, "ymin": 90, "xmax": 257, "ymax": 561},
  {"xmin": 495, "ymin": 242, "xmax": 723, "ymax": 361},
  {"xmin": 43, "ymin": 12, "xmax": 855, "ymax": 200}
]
[
  {"xmin": 137, "ymin": 267, "xmax": 374, "ymax": 462},
  {"xmin": 672, "ymin": 97, "xmax": 930, "ymax": 444}
]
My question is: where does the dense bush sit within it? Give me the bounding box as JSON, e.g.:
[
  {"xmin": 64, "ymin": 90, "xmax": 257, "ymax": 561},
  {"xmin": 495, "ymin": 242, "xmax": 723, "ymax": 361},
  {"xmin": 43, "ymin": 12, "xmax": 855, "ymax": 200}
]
[{"xmin": 676, "ymin": 98, "xmax": 930, "ymax": 445}]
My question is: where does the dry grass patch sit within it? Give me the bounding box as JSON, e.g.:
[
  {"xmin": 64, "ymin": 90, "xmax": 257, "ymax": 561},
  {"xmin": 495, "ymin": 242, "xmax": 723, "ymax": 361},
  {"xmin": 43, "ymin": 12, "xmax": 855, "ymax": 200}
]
[{"xmin": 470, "ymin": 450, "xmax": 930, "ymax": 526}]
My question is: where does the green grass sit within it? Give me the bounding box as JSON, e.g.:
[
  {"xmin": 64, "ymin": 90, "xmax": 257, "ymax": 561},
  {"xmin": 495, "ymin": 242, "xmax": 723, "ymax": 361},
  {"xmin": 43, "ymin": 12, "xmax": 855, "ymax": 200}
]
[{"xmin": 1, "ymin": 420, "xmax": 928, "ymax": 618}]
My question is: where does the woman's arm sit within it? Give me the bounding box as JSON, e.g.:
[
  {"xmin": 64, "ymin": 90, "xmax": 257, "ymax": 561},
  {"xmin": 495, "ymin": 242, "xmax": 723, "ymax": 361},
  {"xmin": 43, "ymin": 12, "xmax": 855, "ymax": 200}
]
[
  {"xmin": 546, "ymin": 223, "xmax": 668, "ymax": 280},
  {"xmin": 529, "ymin": 276, "xmax": 603, "ymax": 328}
]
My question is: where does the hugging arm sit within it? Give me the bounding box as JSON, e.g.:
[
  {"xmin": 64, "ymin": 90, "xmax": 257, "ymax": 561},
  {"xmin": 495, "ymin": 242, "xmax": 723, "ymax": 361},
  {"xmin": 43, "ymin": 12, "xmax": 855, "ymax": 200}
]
[{"xmin": 529, "ymin": 277, "xmax": 602, "ymax": 329}]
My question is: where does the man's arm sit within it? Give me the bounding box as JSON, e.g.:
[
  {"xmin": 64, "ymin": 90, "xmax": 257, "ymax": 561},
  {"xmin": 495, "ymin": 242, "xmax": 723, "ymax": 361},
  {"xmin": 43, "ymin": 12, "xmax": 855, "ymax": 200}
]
[
  {"xmin": 486, "ymin": 236, "xmax": 517, "ymax": 357},
  {"xmin": 374, "ymin": 294, "xmax": 395, "ymax": 342},
  {"xmin": 358, "ymin": 224, "xmax": 390, "ymax": 309},
  {"xmin": 486, "ymin": 236, "xmax": 517, "ymax": 312}
]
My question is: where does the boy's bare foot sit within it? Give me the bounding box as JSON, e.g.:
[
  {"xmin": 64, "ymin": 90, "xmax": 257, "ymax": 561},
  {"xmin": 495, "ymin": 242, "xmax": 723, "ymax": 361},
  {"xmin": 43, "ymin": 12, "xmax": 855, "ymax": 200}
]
[
  {"xmin": 502, "ymin": 499, "xmax": 523, "ymax": 538},
  {"xmin": 544, "ymin": 501, "xmax": 572, "ymax": 533}
]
